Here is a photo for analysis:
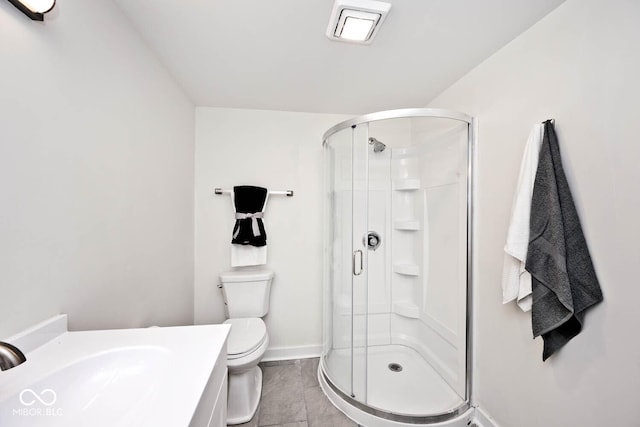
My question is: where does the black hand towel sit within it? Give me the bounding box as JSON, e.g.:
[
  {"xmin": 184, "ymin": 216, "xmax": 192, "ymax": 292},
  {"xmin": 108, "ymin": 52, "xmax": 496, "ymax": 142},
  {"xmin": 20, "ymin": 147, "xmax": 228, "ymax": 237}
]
[
  {"xmin": 231, "ymin": 186, "xmax": 268, "ymax": 247},
  {"xmin": 525, "ymin": 121, "xmax": 603, "ymax": 361}
]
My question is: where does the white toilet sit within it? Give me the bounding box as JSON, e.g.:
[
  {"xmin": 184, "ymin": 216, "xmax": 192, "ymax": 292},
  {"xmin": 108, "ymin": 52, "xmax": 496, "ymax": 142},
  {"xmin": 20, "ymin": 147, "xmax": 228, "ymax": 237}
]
[{"xmin": 219, "ymin": 268, "xmax": 274, "ymax": 425}]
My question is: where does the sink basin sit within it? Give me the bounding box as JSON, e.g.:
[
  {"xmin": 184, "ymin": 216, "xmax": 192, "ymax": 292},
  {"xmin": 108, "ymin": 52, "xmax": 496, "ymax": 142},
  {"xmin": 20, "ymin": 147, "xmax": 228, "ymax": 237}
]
[
  {"xmin": 0, "ymin": 316, "xmax": 230, "ymax": 427},
  {"xmin": 1, "ymin": 347, "xmax": 170, "ymax": 426}
]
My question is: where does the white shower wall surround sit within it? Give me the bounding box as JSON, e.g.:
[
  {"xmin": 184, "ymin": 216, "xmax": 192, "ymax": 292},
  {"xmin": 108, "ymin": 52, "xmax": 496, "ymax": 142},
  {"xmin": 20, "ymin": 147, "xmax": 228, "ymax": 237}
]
[{"xmin": 322, "ymin": 109, "xmax": 475, "ymax": 425}]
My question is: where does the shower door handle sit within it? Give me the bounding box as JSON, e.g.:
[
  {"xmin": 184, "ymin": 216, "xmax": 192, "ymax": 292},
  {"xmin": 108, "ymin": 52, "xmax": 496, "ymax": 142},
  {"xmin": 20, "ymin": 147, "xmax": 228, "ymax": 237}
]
[{"xmin": 352, "ymin": 250, "xmax": 363, "ymax": 276}]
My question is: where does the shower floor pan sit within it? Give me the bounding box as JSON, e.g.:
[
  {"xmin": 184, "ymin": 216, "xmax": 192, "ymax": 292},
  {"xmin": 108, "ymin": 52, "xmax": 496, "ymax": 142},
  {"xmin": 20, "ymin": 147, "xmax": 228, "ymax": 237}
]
[{"xmin": 322, "ymin": 344, "xmax": 464, "ymax": 417}]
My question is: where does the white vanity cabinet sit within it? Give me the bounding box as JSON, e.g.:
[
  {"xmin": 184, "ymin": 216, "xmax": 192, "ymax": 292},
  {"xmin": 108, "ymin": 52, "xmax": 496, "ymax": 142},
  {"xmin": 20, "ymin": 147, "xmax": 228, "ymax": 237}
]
[
  {"xmin": 190, "ymin": 341, "xmax": 229, "ymax": 427},
  {"xmin": 0, "ymin": 316, "xmax": 231, "ymax": 427}
]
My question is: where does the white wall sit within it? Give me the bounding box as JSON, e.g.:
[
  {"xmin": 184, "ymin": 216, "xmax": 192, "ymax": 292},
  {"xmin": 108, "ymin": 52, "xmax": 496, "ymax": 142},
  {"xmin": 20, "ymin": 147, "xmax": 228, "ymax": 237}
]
[
  {"xmin": 428, "ymin": 0, "xmax": 640, "ymax": 426},
  {"xmin": 0, "ymin": 0, "xmax": 195, "ymax": 337},
  {"xmin": 194, "ymin": 108, "xmax": 350, "ymax": 357}
]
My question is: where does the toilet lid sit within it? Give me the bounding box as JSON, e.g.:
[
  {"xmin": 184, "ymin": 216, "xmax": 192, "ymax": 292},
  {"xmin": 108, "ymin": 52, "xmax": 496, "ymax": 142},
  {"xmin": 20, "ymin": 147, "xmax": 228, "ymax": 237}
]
[{"xmin": 224, "ymin": 318, "xmax": 267, "ymax": 357}]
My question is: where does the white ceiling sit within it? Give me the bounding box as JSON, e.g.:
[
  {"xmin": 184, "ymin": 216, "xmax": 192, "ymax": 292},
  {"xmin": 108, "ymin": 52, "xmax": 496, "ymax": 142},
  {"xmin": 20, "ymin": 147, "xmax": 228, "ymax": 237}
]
[{"xmin": 114, "ymin": 0, "xmax": 564, "ymax": 114}]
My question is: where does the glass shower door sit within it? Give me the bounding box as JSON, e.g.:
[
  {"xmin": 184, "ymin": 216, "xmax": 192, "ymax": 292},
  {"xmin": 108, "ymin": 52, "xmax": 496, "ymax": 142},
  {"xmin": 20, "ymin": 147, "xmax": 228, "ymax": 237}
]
[
  {"xmin": 351, "ymin": 124, "xmax": 369, "ymax": 402},
  {"xmin": 322, "ymin": 124, "xmax": 369, "ymax": 401}
]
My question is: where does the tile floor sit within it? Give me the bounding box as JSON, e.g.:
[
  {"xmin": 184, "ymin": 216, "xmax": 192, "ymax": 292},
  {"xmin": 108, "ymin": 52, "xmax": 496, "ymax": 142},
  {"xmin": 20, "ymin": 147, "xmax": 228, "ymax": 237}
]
[{"xmin": 235, "ymin": 358, "xmax": 357, "ymax": 427}]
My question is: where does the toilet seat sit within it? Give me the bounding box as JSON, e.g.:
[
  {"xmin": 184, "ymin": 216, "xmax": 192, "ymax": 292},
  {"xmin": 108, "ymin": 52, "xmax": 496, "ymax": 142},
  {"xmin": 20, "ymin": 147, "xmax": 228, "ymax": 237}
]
[{"xmin": 224, "ymin": 318, "xmax": 267, "ymax": 359}]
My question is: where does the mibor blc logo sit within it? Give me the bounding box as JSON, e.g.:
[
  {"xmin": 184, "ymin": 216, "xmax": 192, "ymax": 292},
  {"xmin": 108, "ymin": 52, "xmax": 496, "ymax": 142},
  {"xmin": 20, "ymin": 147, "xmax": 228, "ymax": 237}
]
[
  {"xmin": 19, "ymin": 389, "xmax": 56, "ymax": 406},
  {"xmin": 13, "ymin": 388, "xmax": 63, "ymax": 417}
]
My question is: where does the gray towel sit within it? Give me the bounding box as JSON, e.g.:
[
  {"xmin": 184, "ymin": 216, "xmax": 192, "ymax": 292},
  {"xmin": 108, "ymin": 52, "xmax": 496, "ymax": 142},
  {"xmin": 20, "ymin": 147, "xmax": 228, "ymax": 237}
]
[{"xmin": 525, "ymin": 120, "xmax": 603, "ymax": 361}]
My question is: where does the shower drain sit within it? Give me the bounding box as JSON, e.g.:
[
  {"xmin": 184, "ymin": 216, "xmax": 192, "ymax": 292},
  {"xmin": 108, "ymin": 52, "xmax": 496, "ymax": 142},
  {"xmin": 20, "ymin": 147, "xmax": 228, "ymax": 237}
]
[{"xmin": 388, "ymin": 363, "xmax": 403, "ymax": 372}]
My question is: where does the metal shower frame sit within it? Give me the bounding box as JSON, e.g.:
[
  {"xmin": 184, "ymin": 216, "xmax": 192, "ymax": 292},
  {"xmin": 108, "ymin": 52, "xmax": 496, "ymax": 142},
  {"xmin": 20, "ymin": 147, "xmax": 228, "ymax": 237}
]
[{"xmin": 321, "ymin": 108, "xmax": 478, "ymax": 425}]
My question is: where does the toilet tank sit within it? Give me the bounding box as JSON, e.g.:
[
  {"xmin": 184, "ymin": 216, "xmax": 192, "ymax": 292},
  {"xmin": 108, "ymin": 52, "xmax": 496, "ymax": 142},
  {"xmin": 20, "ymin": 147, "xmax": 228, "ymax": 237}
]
[{"xmin": 219, "ymin": 268, "xmax": 274, "ymax": 318}]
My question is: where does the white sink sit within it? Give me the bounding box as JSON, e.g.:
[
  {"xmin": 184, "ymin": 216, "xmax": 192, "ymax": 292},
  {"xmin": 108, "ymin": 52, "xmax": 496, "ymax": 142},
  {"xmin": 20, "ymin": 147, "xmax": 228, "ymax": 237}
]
[{"xmin": 0, "ymin": 316, "xmax": 230, "ymax": 427}]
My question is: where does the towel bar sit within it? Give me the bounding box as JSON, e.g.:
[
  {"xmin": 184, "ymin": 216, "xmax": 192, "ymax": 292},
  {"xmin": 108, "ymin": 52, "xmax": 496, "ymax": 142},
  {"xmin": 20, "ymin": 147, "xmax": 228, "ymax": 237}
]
[{"xmin": 214, "ymin": 188, "xmax": 294, "ymax": 197}]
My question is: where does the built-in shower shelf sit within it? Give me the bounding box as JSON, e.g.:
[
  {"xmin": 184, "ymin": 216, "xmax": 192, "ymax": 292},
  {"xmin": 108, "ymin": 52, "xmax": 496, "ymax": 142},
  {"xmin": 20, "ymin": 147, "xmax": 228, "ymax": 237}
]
[
  {"xmin": 393, "ymin": 302, "xmax": 420, "ymax": 319},
  {"xmin": 393, "ymin": 263, "xmax": 420, "ymax": 276},
  {"xmin": 393, "ymin": 179, "xmax": 421, "ymax": 191},
  {"xmin": 394, "ymin": 220, "xmax": 420, "ymax": 230}
]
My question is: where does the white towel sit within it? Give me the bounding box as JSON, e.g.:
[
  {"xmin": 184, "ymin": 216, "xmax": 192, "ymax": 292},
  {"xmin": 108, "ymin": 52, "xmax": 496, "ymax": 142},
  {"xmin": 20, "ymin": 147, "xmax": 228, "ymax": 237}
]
[
  {"xmin": 502, "ymin": 124, "xmax": 544, "ymax": 311},
  {"xmin": 230, "ymin": 193, "xmax": 268, "ymax": 267},
  {"xmin": 231, "ymin": 244, "xmax": 267, "ymax": 267}
]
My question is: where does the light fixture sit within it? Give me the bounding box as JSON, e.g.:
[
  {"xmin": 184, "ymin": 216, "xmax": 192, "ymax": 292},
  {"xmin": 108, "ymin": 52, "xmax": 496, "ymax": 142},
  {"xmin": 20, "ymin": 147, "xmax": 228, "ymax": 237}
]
[
  {"xmin": 6, "ymin": 0, "xmax": 56, "ymax": 21},
  {"xmin": 326, "ymin": 0, "xmax": 391, "ymax": 45}
]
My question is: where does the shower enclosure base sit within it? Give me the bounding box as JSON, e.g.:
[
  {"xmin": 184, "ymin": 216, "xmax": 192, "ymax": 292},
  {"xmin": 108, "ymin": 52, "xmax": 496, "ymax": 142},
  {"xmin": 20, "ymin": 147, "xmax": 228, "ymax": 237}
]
[
  {"xmin": 319, "ymin": 366, "xmax": 473, "ymax": 426},
  {"xmin": 319, "ymin": 345, "xmax": 472, "ymax": 426},
  {"xmin": 324, "ymin": 344, "xmax": 463, "ymax": 415}
]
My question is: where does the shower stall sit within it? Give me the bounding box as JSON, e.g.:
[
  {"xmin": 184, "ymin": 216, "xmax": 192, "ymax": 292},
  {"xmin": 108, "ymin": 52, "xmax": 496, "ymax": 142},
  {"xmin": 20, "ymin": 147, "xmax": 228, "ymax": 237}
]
[{"xmin": 320, "ymin": 109, "xmax": 476, "ymax": 427}]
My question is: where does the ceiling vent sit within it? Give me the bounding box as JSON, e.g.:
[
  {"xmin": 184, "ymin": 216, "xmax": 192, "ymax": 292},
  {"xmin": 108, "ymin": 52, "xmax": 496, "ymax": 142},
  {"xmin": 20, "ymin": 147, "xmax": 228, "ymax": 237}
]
[{"xmin": 326, "ymin": 0, "xmax": 392, "ymax": 45}]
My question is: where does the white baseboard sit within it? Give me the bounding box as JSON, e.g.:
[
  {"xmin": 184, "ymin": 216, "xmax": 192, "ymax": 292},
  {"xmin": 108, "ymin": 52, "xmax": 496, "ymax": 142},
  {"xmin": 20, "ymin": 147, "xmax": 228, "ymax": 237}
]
[
  {"xmin": 474, "ymin": 406, "xmax": 500, "ymax": 427},
  {"xmin": 262, "ymin": 345, "xmax": 322, "ymax": 361}
]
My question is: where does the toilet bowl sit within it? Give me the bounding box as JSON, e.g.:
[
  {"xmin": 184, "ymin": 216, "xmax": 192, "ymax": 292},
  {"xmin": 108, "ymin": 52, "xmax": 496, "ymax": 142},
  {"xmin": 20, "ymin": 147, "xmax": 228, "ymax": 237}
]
[
  {"xmin": 224, "ymin": 318, "xmax": 269, "ymax": 425},
  {"xmin": 219, "ymin": 268, "xmax": 274, "ymax": 425}
]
